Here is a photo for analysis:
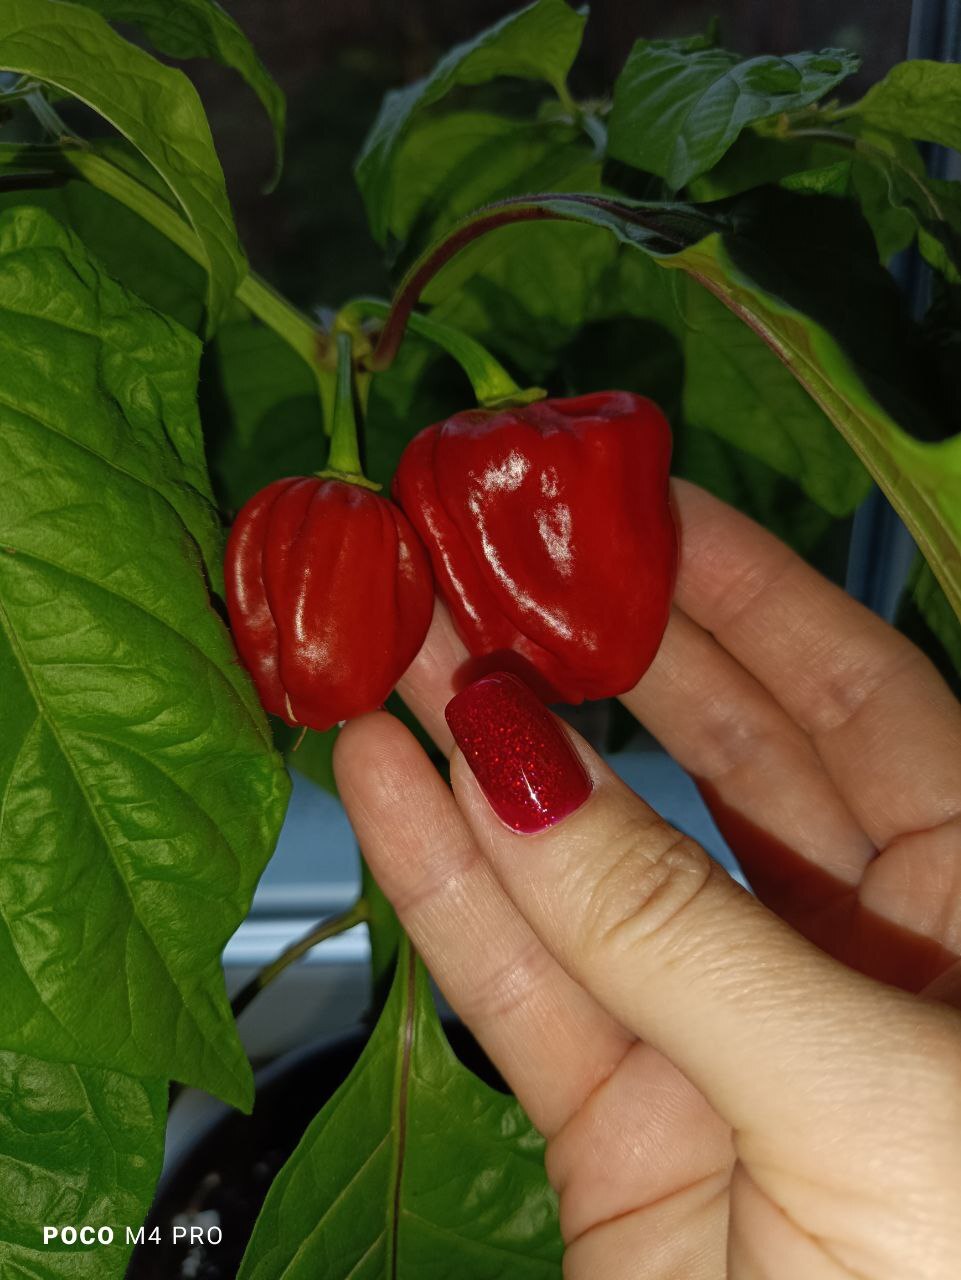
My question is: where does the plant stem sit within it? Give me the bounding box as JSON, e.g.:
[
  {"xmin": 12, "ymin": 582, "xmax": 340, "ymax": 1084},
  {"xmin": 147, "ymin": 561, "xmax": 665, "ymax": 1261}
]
[
  {"xmin": 230, "ymin": 900, "xmax": 369, "ymax": 1022},
  {"xmin": 26, "ymin": 88, "xmax": 71, "ymax": 140},
  {"xmin": 317, "ymin": 330, "xmax": 379, "ymax": 487},
  {"xmin": 553, "ymin": 77, "xmax": 579, "ymax": 119},
  {"xmin": 341, "ymin": 296, "xmax": 545, "ymax": 407},
  {"xmin": 368, "ymin": 203, "xmax": 563, "ymax": 371},
  {"xmin": 366, "ymin": 192, "xmax": 698, "ymax": 371},
  {"xmin": 166, "ymin": 899, "xmax": 368, "ymax": 1109},
  {"xmin": 327, "ymin": 332, "xmax": 363, "ymax": 474}
]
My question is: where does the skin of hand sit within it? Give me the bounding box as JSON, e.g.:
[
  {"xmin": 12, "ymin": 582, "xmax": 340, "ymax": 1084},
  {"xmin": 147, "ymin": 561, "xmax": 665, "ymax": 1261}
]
[{"xmin": 333, "ymin": 480, "xmax": 961, "ymax": 1280}]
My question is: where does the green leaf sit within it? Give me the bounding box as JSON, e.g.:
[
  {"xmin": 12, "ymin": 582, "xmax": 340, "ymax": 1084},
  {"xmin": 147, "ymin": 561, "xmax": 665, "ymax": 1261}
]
[
  {"xmin": 673, "ymin": 421, "xmax": 840, "ymax": 560},
  {"xmin": 355, "ymin": 0, "xmax": 587, "ymax": 243},
  {"xmin": 608, "ymin": 40, "xmax": 860, "ymax": 188},
  {"xmin": 663, "ymin": 227, "xmax": 961, "ymax": 624},
  {"xmin": 917, "ymin": 177, "xmax": 961, "ymax": 284},
  {"xmin": 417, "ymin": 158, "xmax": 615, "ymax": 383},
  {"xmin": 239, "ymin": 941, "xmax": 561, "ymax": 1279},
  {"xmin": 0, "ymin": 0, "xmax": 245, "ymax": 331},
  {"xmin": 609, "ymin": 252, "xmax": 869, "ymax": 514},
  {"xmin": 682, "ymin": 125, "xmax": 918, "ymax": 264},
  {"xmin": 848, "ymin": 60, "xmax": 961, "ymax": 154},
  {"xmin": 0, "ymin": 1054, "xmax": 165, "ymax": 1278},
  {"xmin": 0, "ymin": 206, "xmax": 289, "ymax": 1108},
  {"xmin": 825, "ymin": 122, "xmax": 961, "ymax": 278},
  {"xmin": 847, "ymin": 142, "xmax": 925, "ymax": 263},
  {"xmin": 684, "ymin": 130, "xmax": 823, "ymax": 201},
  {"xmin": 779, "ymin": 158, "xmax": 851, "ymax": 196},
  {"xmin": 0, "ymin": 172, "xmax": 207, "ymax": 332},
  {"xmin": 71, "ymin": 0, "xmax": 287, "ymax": 187},
  {"xmin": 388, "ymin": 110, "xmax": 591, "ymax": 254},
  {"xmin": 678, "ymin": 272, "xmax": 870, "ymax": 514}
]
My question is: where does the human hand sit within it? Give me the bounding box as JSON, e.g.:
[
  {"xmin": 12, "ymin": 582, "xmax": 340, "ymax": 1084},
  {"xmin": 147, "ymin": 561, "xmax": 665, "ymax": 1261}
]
[{"xmin": 334, "ymin": 481, "xmax": 961, "ymax": 1279}]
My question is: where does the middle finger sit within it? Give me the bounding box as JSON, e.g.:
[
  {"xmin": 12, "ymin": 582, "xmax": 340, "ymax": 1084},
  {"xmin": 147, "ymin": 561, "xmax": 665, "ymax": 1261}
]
[{"xmin": 334, "ymin": 710, "xmax": 634, "ymax": 1136}]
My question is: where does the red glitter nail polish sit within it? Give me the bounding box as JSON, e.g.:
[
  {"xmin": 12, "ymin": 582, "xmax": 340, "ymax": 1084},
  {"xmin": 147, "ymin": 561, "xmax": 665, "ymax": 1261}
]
[{"xmin": 445, "ymin": 672, "xmax": 592, "ymax": 834}]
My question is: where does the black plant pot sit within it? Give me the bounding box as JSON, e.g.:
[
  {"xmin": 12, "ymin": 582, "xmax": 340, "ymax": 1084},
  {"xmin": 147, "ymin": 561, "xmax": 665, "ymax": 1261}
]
[{"xmin": 127, "ymin": 1020, "xmax": 504, "ymax": 1280}]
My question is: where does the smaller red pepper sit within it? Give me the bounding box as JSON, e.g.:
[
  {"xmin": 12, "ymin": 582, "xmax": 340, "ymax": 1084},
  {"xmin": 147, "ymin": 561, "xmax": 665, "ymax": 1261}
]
[
  {"xmin": 225, "ymin": 476, "xmax": 433, "ymax": 732},
  {"xmin": 393, "ymin": 390, "xmax": 676, "ymax": 704}
]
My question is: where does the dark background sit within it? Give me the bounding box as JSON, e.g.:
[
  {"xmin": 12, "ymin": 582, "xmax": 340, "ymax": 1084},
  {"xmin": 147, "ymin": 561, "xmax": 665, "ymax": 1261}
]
[{"xmin": 188, "ymin": 0, "xmax": 912, "ymax": 307}]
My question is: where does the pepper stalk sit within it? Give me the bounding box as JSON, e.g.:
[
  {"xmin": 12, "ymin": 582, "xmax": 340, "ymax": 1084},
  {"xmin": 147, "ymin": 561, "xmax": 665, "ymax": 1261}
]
[
  {"xmin": 338, "ymin": 297, "xmax": 546, "ymax": 409},
  {"xmin": 317, "ymin": 331, "xmax": 380, "ymax": 490}
]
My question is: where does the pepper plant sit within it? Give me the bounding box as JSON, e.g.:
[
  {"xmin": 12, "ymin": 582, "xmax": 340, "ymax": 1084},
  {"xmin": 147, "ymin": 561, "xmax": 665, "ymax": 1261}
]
[{"xmin": 0, "ymin": 1, "xmax": 960, "ymax": 1276}]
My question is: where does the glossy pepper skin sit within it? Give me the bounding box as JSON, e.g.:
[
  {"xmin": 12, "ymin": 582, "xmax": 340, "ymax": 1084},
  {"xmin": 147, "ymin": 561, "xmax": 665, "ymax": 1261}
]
[
  {"xmin": 225, "ymin": 477, "xmax": 433, "ymax": 731},
  {"xmin": 393, "ymin": 391, "xmax": 676, "ymax": 704}
]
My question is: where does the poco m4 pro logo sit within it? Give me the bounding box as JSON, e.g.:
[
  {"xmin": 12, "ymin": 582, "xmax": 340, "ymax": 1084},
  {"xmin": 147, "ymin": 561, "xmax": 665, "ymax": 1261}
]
[{"xmin": 42, "ymin": 1223, "xmax": 223, "ymax": 1247}]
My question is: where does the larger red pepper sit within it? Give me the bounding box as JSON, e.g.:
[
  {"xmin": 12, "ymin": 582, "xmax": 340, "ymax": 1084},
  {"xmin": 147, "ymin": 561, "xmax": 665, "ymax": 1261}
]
[
  {"xmin": 225, "ymin": 477, "xmax": 433, "ymax": 732},
  {"xmin": 393, "ymin": 391, "xmax": 676, "ymax": 704}
]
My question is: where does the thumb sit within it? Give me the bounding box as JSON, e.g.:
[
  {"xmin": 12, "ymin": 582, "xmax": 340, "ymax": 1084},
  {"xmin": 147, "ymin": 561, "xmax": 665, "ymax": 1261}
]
[{"xmin": 444, "ymin": 672, "xmax": 960, "ymax": 1151}]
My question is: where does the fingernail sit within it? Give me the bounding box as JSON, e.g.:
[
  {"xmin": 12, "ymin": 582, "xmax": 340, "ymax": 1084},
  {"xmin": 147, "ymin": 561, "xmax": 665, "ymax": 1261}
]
[{"xmin": 444, "ymin": 672, "xmax": 592, "ymax": 834}]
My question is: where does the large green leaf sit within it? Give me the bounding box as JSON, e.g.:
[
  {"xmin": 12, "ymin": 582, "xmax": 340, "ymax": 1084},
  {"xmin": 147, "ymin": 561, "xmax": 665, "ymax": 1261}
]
[
  {"xmin": 598, "ymin": 188, "xmax": 960, "ymax": 606},
  {"xmin": 678, "ymin": 272, "xmax": 870, "ymax": 514},
  {"xmin": 239, "ymin": 941, "xmax": 561, "ymax": 1279},
  {"xmin": 0, "ymin": 172, "xmax": 207, "ymax": 332},
  {"xmin": 0, "ymin": 206, "xmax": 289, "ymax": 1108},
  {"xmin": 848, "ymin": 59, "xmax": 961, "ymax": 154},
  {"xmin": 673, "ymin": 421, "xmax": 839, "ymax": 560},
  {"xmin": 0, "ymin": 0, "xmax": 245, "ymax": 330},
  {"xmin": 662, "ymin": 233, "xmax": 961, "ymax": 622},
  {"xmin": 355, "ymin": 0, "xmax": 587, "ymax": 244},
  {"xmin": 0, "ymin": 1054, "xmax": 165, "ymax": 1278},
  {"xmin": 608, "ymin": 38, "xmax": 860, "ymax": 189},
  {"xmin": 71, "ymin": 0, "xmax": 286, "ymax": 187}
]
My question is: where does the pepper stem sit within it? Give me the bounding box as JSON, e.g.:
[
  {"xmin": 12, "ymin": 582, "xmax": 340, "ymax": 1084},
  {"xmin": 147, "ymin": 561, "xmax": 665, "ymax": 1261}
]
[
  {"xmin": 341, "ymin": 297, "xmax": 545, "ymax": 409},
  {"xmin": 317, "ymin": 331, "xmax": 381, "ymax": 490}
]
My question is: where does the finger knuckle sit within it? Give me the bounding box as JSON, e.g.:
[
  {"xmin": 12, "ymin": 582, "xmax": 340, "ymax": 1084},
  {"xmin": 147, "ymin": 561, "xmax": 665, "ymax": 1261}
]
[
  {"xmin": 458, "ymin": 936, "xmax": 554, "ymax": 1025},
  {"xmin": 578, "ymin": 817, "xmax": 715, "ymax": 959},
  {"xmin": 387, "ymin": 834, "xmax": 482, "ymax": 920}
]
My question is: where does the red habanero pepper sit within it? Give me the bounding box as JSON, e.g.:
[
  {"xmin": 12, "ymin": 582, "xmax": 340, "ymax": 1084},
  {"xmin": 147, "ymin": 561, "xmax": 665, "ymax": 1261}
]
[
  {"xmin": 225, "ymin": 477, "xmax": 433, "ymax": 732},
  {"xmin": 393, "ymin": 391, "xmax": 676, "ymax": 705}
]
